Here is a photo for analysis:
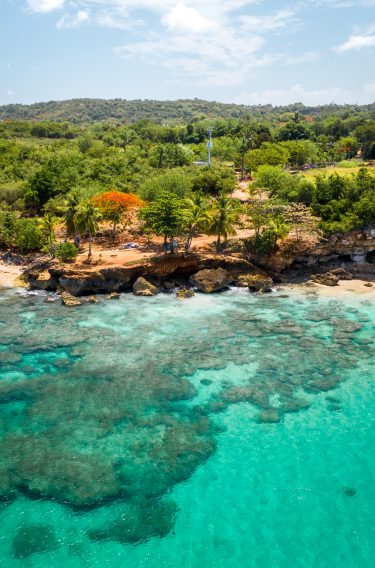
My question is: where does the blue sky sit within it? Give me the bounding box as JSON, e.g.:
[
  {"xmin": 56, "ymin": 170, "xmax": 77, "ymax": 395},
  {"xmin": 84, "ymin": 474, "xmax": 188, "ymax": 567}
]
[{"xmin": 2, "ymin": 0, "xmax": 375, "ymax": 107}]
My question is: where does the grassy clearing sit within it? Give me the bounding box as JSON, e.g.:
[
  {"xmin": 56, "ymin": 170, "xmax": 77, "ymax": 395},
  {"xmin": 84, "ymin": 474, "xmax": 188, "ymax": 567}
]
[{"xmin": 299, "ymin": 167, "xmax": 364, "ymax": 180}]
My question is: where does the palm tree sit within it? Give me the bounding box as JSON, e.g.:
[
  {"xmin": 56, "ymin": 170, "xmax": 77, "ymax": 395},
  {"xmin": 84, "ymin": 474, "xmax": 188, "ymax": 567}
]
[
  {"xmin": 61, "ymin": 191, "xmax": 80, "ymax": 245},
  {"xmin": 74, "ymin": 201, "xmax": 101, "ymax": 258},
  {"xmin": 208, "ymin": 193, "xmax": 242, "ymax": 250},
  {"xmin": 186, "ymin": 192, "xmax": 208, "ymax": 209},
  {"xmin": 269, "ymin": 217, "xmax": 290, "ymax": 242},
  {"xmin": 183, "ymin": 200, "xmax": 210, "ymax": 250},
  {"xmin": 41, "ymin": 212, "xmax": 58, "ymax": 258}
]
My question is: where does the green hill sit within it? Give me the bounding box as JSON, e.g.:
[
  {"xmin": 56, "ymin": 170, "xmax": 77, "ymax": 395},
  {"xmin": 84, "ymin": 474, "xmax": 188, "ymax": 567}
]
[{"xmin": 1, "ymin": 97, "xmax": 374, "ymax": 125}]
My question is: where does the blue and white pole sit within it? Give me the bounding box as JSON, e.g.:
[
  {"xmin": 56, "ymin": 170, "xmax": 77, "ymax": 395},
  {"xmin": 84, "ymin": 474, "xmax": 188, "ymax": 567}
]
[{"xmin": 207, "ymin": 115, "xmax": 213, "ymax": 168}]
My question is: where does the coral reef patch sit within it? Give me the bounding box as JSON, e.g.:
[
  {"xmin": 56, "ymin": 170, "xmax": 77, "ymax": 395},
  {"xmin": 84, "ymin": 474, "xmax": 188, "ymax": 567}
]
[{"xmin": 0, "ymin": 287, "xmax": 372, "ymax": 546}]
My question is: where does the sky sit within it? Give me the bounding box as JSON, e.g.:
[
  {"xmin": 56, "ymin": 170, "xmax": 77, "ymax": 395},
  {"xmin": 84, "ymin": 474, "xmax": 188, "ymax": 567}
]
[{"xmin": 1, "ymin": 0, "xmax": 375, "ymax": 107}]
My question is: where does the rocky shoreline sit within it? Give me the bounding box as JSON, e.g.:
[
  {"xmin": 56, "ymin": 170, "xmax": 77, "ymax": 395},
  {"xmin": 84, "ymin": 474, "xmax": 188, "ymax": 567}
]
[
  {"xmin": 3, "ymin": 224, "xmax": 375, "ymax": 301},
  {"xmin": 25, "ymin": 254, "xmax": 276, "ymax": 298}
]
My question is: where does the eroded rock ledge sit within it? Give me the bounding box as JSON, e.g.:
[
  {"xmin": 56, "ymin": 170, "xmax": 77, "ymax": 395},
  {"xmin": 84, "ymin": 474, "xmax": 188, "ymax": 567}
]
[
  {"xmin": 26, "ymin": 255, "xmax": 271, "ymax": 296},
  {"xmin": 249, "ymin": 226, "xmax": 375, "ymax": 276}
]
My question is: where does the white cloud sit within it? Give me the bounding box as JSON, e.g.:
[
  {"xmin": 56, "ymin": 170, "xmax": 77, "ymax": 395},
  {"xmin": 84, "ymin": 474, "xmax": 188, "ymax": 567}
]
[
  {"xmin": 364, "ymin": 82, "xmax": 375, "ymax": 94},
  {"xmin": 161, "ymin": 3, "xmax": 217, "ymax": 33},
  {"xmin": 284, "ymin": 51, "xmax": 320, "ymax": 65},
  {"xmin": 235, "ymin": 84, "xmax": 375, "ymax": 106},
  {"xmin": 96, "ymin": 13, "xmax": 133, "ymax": 29},
  {"xmin": 116, "ymin": 26, "xmax": 279, "ymax": 86},
  {"xmin": 114, "ymin": 2, "xmax": 299, "ymax": 85},
  {"xmin": 6, "ymin": 91, "xmax": 13, "ymax": 95},
  {"xmin": 333, "ymin": 34, "xmax": 375, "ymax": 52},
  {"xmin": 57, "ymin": 9, "xmax": 89, "ymax": 27},
  {"xmin": 27, "ymin": 0, "xmax": 64, "ymax": 13},
  {"xmin": 239, "ymin": 10, "xmax": 298, "ymax": 33}
]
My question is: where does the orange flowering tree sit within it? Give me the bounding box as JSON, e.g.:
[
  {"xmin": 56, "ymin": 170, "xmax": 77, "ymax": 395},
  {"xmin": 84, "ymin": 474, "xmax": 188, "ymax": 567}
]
[{"xmin": 92, "ymin": 190, "xmax": 144, "ymax": 237}]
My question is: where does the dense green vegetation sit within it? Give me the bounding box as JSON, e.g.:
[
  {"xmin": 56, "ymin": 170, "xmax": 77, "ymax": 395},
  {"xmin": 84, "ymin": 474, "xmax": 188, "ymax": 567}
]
[
  {"xmin": 1, "ymin": 101, "xmax": 375, "ymax": 248},
  {"xmin": 1, "ymin": 98, "xmax": 375, "ymax": 127},
  {"xmin": 254, "ymin": 165, "xmax": 375, "ymax": 236}
]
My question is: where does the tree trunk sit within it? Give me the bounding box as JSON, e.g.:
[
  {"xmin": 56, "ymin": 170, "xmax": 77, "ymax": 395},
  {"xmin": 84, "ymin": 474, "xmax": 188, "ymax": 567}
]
[
  {"xmin": 49, "ymin": 234, "xmax": 54, "ymax": 258},
  {"xmin": 88, "ymin": 232, "xmax": 92, "ymax": 257},
  {"xmin": 112, "ymin": 222, "xmax": 116, "ymax": 238},
  {"xmin": 216, "ymin": 233, "xmax": 221, "ymax": 250},
  {"xmin": 74, "ymin": 228, "xmax": 77, "ymax": 246}
]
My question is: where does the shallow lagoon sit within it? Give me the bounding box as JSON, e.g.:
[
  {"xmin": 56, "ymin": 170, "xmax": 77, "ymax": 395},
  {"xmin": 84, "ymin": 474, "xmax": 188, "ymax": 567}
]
[{"xmin": 1, "ymin": 285, "xmax": 375, "ymax": 567}]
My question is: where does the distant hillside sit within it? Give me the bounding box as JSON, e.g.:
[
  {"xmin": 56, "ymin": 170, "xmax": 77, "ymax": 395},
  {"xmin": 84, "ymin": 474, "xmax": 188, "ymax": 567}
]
[
  {"xmin": 0, "ymin": 98, "xmax": 249, "ymax": 125},
  {"xmin": 1, "ymin": 97, "xmax": 374, "ymax": 125}
]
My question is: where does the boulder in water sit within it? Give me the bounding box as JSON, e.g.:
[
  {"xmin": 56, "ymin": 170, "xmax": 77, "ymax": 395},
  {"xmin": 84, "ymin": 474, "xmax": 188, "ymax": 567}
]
[
  {"xmin": 247, "ymin": 275, "xmax": 273, "ymax": 293},
  {"xmin": 311, "ymin": 274, "xmax": 339, "ymax": 286},
  {"xmin": 86, "ymin": 295, "xmax": 99, "ymax": 303},
  {"xmin": 61, "ymin": 291, "xmax": 82, "ymax": 306},
  {"xmin": 176, "ymin": 287, "xmax": 194, "ymax": 299},
  {"xmin": 133, "ymin": 277, "xmax": 159, "ymax": 296},
  {"xmin": 107, "ymin": 292, "xmax": 120, "ymax": 299},
  {"xmin": 189, "ymin": 268, "xmax": 231, "ymax": 293}
]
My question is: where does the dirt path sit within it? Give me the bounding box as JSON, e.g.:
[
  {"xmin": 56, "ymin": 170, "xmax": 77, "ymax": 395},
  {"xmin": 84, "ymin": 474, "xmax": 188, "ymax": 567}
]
[{"xmin": 0, "ymin": 263, "xmax": 24, "ymax": 286}]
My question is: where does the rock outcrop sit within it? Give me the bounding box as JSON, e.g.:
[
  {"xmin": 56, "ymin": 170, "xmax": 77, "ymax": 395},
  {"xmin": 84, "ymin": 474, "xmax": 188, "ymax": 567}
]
[
  {"xmin": 311, "ymin": 274, "xmax": 339, "ymax": 286},
  {"xmin": 107, "ymin": 292, "xmax": 120, "ymax": 299},
  {"xmin": 27, "ymin": 255, "xmax": 271, "ymax": 296},
  {"xmin": 133, "ymin": 277, "xmax": 159, "ymax": 296},
  {"xmin": 327, "ymin": 268, "xmax": 352, "ymax": 280},
  {"xmin": 176, "ymin": 287, "xmax": 194, "ymax": 299},
  {"xmin": 28, "ymin": 270, "xmax": 59, "ymax": 291},
  {"xmin": 250, "ymin": 226, "xmax": 375, "ymax": 275},
  {"xmin": 86, "ymin": 296, "xmax": 99, "ymax": 303},
  {"xmin": 189, "ymin": 268, "xmax": 232, "ymax": 293},
  {"xmin": 247, "ymin": 274, "xmax": 273, "ymax": 293},
  {"xmin": 61, "ymin": 291, "xmax": 82, "ymax": 306}
]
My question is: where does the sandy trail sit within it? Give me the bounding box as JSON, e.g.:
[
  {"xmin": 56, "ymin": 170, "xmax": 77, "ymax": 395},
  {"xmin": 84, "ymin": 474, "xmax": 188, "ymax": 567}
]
[{"xmin": 0, "ymin": 263, "xmax": 24, "ymax": 286}]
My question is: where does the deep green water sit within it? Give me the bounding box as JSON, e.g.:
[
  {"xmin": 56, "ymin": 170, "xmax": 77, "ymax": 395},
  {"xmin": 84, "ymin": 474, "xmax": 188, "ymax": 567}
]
[{"xmin": 1, "ymin": 284, "xmax": 375, "ymax": 567}]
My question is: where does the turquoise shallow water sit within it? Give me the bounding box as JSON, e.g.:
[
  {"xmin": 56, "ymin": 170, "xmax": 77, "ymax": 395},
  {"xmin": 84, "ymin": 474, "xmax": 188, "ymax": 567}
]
[{"xmin": 1, "ymin": 285, "xmax": 375, "ymax": 567}]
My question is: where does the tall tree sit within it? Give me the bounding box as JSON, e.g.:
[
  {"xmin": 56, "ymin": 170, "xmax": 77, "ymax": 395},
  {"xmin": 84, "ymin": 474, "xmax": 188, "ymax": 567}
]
[
  {"xmin": 283, "ymin": 203, "xmax": 320, "ymax": 242},
  {"xmin": 183, "ymin": 197, "xmax": 210, "ymax": 249},
  {"xmin": 74, "ymin": 201, "xmax": 101, "ymax": 257},
  {"xmin": 139, "ymin": 192, "xmax": 185, "ymax": 253},
  {"xmin": 208, "ymin": 193, "xmax": 242, "ymax": 250},
  {"xmin": 92, "ymin": 190, "xmax": 143, "ymax": 238},
  {"xmin": 61, "ymin": 191, "xmax": 81, "ymax": 245},
  {"xmin": 40, "ymin": 212, "xmax": 58, "ymax": 257}
]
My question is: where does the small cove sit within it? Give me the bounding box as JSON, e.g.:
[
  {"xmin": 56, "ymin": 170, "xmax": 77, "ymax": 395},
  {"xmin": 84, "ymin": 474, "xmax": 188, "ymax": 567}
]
[{"xmin": 0, "ymin": 285, "xmax": 375, "ymax": 567}]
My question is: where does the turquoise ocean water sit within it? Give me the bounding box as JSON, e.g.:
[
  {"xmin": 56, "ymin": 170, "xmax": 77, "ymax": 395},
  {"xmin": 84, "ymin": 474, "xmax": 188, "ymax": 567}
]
[{"xmin": 1, "ymin": 285, "xmax": 375, "ymax": 567}]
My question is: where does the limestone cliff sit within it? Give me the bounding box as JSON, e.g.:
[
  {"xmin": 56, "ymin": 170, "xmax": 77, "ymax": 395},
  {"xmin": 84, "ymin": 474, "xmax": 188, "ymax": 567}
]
[{"xmin": 27, "ymin": 255, "xmax": 269, "ymax": 295}]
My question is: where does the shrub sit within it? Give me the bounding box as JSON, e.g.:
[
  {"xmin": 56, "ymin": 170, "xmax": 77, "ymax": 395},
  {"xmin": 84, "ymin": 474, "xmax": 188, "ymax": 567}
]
[
  {"xmin": 55, "ymin": 241, "xmax": 78, "ymax": 262},
  {"xmin": 13, "ymin": 219, "xmax": 44, "ymax": 252},
  {"xmin": 190, "ymin": 165, "xmax": 235, "ymax": 194},
  {"xmin": 336, "ymin": 161, "xmax": 359, "ymax": 168},
  {"xmin": 139, "ymin": 171, "xmax": 192, "ymax": 201},
  {"xmin": 252, "ymin": 229, "xmax": 277, "ymax": 254}
]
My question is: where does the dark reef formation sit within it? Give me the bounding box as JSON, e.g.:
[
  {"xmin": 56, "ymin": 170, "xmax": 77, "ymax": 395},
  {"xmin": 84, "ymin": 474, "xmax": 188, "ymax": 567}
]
[{"xmin": 0, "ymin": 289, "xmax": 372, "ymax": 545}]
